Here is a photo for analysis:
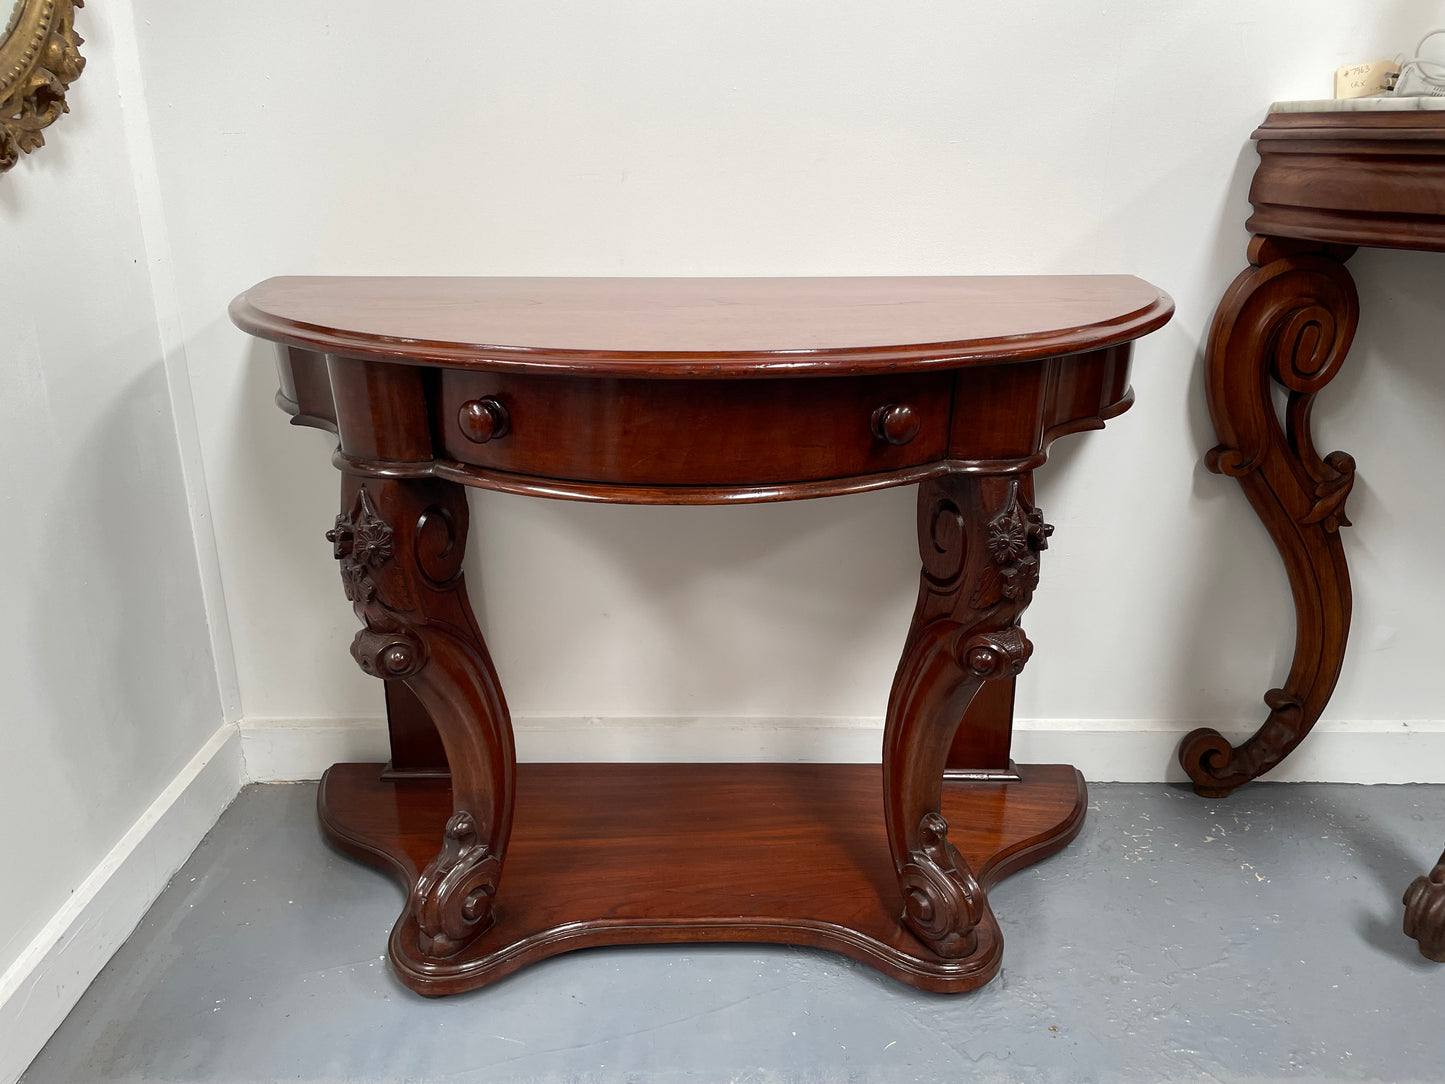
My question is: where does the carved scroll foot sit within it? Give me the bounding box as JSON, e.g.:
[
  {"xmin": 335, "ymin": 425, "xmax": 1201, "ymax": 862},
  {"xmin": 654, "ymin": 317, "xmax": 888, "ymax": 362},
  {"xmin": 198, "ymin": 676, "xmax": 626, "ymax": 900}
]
[
  {"xmin": 884, "ymin": 474, "xmax": 1048, "ymax": 957},
  {"xmin": 329, "ymin": 474, "xmax": 515, "ymax": 965},
  {"xmin": 1404, "ymin": 849, "xmax": 1445, "ymax": 962},
  {"xmin": 412, "ymin": 811, "xmax": 501, "ymax": 957},
  {"xmin": 1182, "ymin": 237, "xmax": 1358, "ymax": 797}
]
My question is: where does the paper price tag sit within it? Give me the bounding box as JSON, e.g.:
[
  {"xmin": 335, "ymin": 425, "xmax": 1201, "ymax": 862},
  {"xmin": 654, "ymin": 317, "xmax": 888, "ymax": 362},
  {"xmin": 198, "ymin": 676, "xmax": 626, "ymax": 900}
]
[{"xmin": 1335, "ymin": 60, "xmax": 1400, "ymax": 99}]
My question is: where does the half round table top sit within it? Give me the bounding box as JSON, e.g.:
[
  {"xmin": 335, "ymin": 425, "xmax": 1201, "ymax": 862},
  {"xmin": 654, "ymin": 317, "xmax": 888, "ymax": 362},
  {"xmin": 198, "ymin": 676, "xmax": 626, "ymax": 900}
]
[{"xmin": 231, "ymin": 275, "xmax": 1173, "ymax": 378}]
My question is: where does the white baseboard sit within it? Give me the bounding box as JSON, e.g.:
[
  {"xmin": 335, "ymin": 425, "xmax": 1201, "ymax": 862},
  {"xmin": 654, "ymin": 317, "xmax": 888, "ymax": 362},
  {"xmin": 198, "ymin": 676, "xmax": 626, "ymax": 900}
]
[
  {"xmin": 239, "ymin": 717, "xmax": 394, "ymax": 783},
  {"xmin": 0, "ymin": 724, "xmax": 246, "ymax": 1084},
  {"xmin": 239, "ymin": 714, "xmax": 1445, "ymax": 784}
]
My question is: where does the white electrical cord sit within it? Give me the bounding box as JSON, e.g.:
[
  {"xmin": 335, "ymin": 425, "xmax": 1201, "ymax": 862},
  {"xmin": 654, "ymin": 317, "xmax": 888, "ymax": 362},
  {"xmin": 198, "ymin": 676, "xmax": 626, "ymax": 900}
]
[{"xmin": 1394, "ymin": 29, "xmax": 1445, "ymax": 96}]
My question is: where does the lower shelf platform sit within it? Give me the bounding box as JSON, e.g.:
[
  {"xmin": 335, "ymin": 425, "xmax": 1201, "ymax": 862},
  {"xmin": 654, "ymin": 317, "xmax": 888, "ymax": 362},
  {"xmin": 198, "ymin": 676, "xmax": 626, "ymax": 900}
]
[{"xmin": 318, "ymin": 761, "xmax": 1086, "ymax": 995}]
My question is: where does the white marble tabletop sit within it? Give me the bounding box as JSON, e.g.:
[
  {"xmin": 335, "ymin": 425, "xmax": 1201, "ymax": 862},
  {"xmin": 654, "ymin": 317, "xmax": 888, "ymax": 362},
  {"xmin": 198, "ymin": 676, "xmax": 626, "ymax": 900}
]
[{"xmin": 1271, "ymin": 96, "xmax": 1445, "ymax": 112}]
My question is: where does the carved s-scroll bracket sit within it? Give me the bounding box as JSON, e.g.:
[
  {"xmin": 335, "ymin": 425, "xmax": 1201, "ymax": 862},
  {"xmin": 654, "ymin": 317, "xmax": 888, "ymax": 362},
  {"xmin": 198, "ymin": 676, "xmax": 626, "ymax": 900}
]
[{"xmin": 1185, "ymin": 244, "xmax": 1359, "ymax": 796}]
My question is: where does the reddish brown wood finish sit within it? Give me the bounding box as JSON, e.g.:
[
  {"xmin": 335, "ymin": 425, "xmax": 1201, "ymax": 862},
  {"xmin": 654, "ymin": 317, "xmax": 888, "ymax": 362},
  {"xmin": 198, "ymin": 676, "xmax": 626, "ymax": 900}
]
[
  {"xmin": 381, "ymin": 681, "xmax": 447, "ymax": 777},
  {"xmin": 234, "ymin": 275, "xmax": 1173, "ymax": 994},
  {"xmin": 1182, "ymin": 236, "xmax": 1359, "ymax": 796},
  {"xmin": 1184, "ymin": 110, "xmax": 1445, "ymax": 796},
  {"xmin": 438, "ymin": 370, "xmax": 954, "ymax": 487},
  {"xmin": 1246, "ymin": 111, "xmax": 1445, "ymax": 251},
  {"xmin": 882, "ymin": 474, "xmax": 1049, "ymax": 957},
  {"xmin": 328, "ymin": 475, "xmax": 515, "ymax": 961},
  {"xmin": 1403, "ymin": 848, "xmax": 1445, "ymax": 962},
  {"xmin": 233, "ymin": 275, "xmax": 1172, "ymax": 377},
  {"xmin": 318, "ymin": 761, "xmax": 1086, "ymax": 994},
  {"xmin": 277, "ymin": 344, "xmax": 1139, "ymax": 504}
]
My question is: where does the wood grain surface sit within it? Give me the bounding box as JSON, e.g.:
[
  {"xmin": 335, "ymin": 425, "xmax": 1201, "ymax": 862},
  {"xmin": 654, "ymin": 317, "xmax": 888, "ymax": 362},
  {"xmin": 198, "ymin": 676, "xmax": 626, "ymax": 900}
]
[
  {"xmin": 1247, "ymin": 110, "xmax": 1445, "ymax": 250},
  {"xmin": 232, "ymin": 276, "xmax": 1172, "ymax": 377},
  {"xmin": 319, "ymin": 761, "xmax": 1086, "ymax": 995}
]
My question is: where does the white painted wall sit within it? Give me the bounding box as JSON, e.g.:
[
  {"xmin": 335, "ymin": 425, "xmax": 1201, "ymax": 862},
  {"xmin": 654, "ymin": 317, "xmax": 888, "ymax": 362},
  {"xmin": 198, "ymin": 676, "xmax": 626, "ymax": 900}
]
[
  {"xmin": 129, "ymin": 2, "xmax": 1445, "ymax": 773},
  {"xmin": 0, "ymin": 0, "xmax": 227, "ymax": 995},
  {"xmin": 13, "ymin": 4, "xmax": 1444, "ymax": 1077}
]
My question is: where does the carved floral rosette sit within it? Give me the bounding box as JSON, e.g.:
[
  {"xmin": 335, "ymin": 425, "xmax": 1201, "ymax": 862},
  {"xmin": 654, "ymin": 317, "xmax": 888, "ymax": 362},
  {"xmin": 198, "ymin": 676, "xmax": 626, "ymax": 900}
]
[{"xmin": 972, "ymin": 484, "xmax": 1052, "ymax": 610}]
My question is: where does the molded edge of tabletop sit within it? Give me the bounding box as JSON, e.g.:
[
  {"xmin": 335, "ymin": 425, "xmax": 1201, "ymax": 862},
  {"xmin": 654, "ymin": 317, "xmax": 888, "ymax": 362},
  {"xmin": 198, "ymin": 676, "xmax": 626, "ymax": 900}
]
[{"xmin": 229, "ymin": 276, "xmax": 1174, "ymax": 378}]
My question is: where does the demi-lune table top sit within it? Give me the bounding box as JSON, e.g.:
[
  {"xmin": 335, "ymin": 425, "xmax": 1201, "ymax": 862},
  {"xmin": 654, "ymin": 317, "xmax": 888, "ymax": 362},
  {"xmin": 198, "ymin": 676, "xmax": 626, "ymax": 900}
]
[{"xmin": 230, "ymin": 275, "xmax": 1173, "ymax": 377}]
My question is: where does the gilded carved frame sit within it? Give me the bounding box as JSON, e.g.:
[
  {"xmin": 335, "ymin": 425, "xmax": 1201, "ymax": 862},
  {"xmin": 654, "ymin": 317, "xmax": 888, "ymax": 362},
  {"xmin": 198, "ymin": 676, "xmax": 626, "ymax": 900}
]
[{"xmin": 1, "ymin": 0, "xmax": 84, "ymax": 172}]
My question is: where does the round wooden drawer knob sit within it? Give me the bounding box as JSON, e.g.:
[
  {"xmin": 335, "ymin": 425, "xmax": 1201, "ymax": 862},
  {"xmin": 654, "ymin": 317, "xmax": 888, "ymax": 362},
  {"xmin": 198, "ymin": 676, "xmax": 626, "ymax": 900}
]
[
  {"xmin": 458, "ymin": 397, "xmax": 510, "ymax": 443},
  {"xmin": 872, "ymin": 403, "xmax": 920, "ymax": 446}
]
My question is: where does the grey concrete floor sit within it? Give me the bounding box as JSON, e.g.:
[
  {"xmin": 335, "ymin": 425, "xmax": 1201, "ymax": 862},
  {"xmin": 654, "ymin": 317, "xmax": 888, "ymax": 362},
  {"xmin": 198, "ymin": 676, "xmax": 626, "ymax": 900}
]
[{"xmin": 21, "ymin": 779, "xmax": 1445, "ymax": 1084}]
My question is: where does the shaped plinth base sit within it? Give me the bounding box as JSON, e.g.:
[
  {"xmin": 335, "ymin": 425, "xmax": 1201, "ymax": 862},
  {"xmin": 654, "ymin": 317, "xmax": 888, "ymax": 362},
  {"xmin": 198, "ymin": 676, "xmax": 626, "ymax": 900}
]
[{"xmin": 318, "ymin": 761, "xmax": 1085, "ymax": 995}]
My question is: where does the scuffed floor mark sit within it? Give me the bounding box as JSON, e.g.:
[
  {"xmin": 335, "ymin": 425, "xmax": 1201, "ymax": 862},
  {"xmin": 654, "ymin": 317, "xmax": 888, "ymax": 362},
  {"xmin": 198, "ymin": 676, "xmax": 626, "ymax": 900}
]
[{"xmin": 1239, "ymin": 861, "xmax": 1270, "ymax": 884}]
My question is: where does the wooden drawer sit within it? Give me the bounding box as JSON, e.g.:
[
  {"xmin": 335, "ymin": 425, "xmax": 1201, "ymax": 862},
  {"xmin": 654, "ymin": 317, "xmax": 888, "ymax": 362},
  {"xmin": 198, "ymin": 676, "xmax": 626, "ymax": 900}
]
[{"xmin": 437, "ymin": 371, "xmax": 953, "ymax": 486}]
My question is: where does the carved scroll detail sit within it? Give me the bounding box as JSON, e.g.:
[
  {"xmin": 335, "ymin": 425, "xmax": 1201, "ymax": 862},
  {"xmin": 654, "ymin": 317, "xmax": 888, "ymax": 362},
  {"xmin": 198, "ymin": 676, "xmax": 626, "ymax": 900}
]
[
  {"xmin": 957, "ymin": 625, "xmax": 1033, "ymax": 680},
  {"xmin": 329, "ymin": 477, "xmax": 515, "ymax": 966},
  {"xmin": 351, "ymin": 627, "xmax": 426, "ymax": 679},
  {"xmin": 1182, "ymin": 243, "xmax": 1358, "ymax": 797},
  {"xmin": 884, "ymin": 474, "xmax": 1050, "ymax": 958},
  {"xmin": 411, "ymin": 811, "xmax": 502, "ymax": 957},
  {"xmin": 1, "ymin": 0, "xmax": 85, "ymax": 173},
  {"xmin": 898, "ymin": 811, "xmax": 984, "ymax": 958}
]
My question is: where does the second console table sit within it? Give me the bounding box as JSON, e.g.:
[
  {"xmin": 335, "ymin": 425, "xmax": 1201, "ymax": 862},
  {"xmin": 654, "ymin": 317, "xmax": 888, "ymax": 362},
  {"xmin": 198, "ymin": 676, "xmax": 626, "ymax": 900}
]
[
  {"xmin": 1184, "ymin": 100, "xmax": 1445, "ymax": 959},
  {"xmin": 231, "ymin": 275, "xmax": 1172, "ymax": 994}
]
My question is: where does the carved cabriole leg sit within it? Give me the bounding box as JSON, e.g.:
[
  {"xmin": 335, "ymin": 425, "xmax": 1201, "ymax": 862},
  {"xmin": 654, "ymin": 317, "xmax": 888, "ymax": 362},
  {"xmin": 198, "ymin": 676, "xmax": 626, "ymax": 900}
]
[
  {"xmin": 883, "ymin": 473, "xmax": 1050, "ymax": 958},
  {"xmin": 1180, "ymin": 236, "xmax": 1359, "ymax": 798},
  {"xmin": 328, "ymin": 473, "xmax": 515, "ymax": 963},
  {"xmin": 1404, "ymin": 849, "xmax": 1445, "ymax": 962}
]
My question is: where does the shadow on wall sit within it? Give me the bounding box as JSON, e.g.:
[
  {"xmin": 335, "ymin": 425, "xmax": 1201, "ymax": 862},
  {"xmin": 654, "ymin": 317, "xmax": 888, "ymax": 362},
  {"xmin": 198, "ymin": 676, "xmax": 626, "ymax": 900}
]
[
  {"xmin": 1163, "ymin": 136, "xmax": 1300, "ymax": 745},
  {"xmin": 231, "ymin": 333, "xmax": 369, "ymax": 712},
  {"xmin": 1025, "ymin": 134, "xmax": 1299, "ymax": 743},
  {"xmin": 1319, "ymin": 245, "xmax": 1445, "ymax": 710},
  {"xmin": 27, "ymin": 344, "xmax": 219, "ymax": 847}
]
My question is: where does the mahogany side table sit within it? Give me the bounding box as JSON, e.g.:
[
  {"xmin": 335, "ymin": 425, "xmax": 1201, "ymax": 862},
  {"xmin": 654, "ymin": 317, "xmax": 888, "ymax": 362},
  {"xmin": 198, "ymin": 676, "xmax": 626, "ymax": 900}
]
[
  {"xmin": 231, "ymin": 275, "xmax": 1172, "ymax": 994},
  {"xmin": 1179, "ymin": 100, "xmax": 1445, "ymax": 959}
]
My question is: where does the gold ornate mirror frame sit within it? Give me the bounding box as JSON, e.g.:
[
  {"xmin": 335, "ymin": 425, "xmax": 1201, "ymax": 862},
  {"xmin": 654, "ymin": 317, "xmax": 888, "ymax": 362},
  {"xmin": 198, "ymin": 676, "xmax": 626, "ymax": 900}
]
[{"xmin": 1, "ymin": 0, "xmax": 84, "ymax": 173}]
